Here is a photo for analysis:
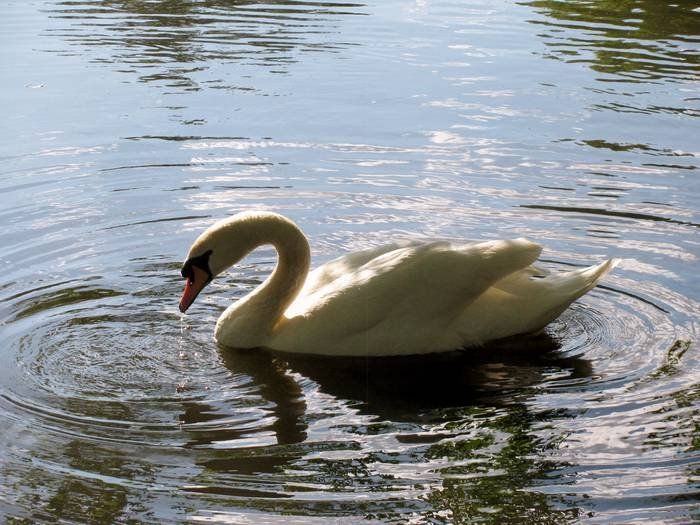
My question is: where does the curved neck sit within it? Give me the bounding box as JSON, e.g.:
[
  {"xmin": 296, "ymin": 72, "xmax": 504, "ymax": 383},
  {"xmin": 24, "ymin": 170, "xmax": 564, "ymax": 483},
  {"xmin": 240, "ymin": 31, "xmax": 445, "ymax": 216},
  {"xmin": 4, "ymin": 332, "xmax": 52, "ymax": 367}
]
[
  {"xmin": 255, "ymin": 221, "xmax": 311, "ymax": 325},
  {"xmin": 226, "ymin": 214, "xmax": 311, "ymax": 333}
]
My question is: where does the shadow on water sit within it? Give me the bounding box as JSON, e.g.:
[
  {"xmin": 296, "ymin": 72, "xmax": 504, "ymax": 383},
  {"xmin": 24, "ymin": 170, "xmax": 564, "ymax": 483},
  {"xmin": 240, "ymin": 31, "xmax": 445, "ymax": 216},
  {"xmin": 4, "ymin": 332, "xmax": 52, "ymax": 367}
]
[
  {"xmin": 189, "ymin": 334, "xmax": 595, "ymax": 523},
  {"xmin": 522, "ymin": 0, "xmax": 700, "ymax": 84},
  {"xmin": 182, "ymin": 348, "xmax": 308, "ymax": 448},
  {"xmin": 30, "ymin": 441, "xmax": 132, "ymax": 523},
  {"xmin": 44, "ymin": 0, "xmax": 367, "ymax": 88},
  {"xmin": 217, "ymin": 331, "xmax": 593, "ymax": 421}
]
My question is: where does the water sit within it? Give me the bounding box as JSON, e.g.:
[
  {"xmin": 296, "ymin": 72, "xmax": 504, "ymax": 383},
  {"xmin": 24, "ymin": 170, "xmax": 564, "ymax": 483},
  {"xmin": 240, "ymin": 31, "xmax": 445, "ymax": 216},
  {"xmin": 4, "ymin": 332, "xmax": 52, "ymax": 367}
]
[{"xmin": 1, "ymin": 0, "xmax": 698, "ymax": 522}]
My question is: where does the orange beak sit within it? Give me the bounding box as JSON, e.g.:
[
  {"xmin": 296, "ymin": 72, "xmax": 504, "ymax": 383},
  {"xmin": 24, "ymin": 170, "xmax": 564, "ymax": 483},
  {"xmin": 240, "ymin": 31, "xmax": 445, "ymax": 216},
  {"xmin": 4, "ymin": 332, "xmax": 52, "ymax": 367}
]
[{"xmin": 179, "ymin": 266, "xmax": 211, "ymax": 313}]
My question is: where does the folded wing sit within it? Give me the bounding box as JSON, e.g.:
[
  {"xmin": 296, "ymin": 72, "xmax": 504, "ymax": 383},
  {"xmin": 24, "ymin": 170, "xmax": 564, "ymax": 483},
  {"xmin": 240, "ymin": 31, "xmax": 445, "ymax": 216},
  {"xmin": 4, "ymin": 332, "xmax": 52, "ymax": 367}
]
[{"xmin": 273, "ymin": 238, "xmax": 543, "ymax": 356}]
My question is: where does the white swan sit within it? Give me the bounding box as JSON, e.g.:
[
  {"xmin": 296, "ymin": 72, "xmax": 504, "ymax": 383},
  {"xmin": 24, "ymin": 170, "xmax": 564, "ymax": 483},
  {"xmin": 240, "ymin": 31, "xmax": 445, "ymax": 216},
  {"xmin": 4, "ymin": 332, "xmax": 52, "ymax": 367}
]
[{"xmin": 179, "ymin": 211, "xmax": 617, "ymax": 356}]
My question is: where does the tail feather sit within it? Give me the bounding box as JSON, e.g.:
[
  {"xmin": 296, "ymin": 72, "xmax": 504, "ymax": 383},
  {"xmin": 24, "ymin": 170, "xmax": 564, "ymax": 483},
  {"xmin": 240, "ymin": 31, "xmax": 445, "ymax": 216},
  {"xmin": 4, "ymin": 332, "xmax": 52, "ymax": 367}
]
[
  {"xmin": 449, "ymin": 258, "xmax": 619, "ymax": 346},
  {"xmin": 545, "ymin": 258, "xmax": 619, "ymax": 300},
  {"xmin": 516, "ymin": 258, "xmax": 619, "ymax": 333}
]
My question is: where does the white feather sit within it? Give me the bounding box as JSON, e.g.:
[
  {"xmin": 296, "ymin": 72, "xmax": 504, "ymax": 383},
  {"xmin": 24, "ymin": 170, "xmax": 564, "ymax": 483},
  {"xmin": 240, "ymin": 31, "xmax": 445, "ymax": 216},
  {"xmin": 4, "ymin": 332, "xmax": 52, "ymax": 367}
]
[{"xmin": 182, "ymin": 211, "xmax": 617, "ymax": 356}]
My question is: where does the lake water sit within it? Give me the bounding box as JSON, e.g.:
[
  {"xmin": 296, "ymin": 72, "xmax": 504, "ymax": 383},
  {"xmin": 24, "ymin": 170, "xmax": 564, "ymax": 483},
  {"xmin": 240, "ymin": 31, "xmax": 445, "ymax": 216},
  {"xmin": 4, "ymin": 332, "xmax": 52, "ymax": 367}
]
[{"xmin": 1, "ymin": 0, "xmax": 699, "ymax": 523}]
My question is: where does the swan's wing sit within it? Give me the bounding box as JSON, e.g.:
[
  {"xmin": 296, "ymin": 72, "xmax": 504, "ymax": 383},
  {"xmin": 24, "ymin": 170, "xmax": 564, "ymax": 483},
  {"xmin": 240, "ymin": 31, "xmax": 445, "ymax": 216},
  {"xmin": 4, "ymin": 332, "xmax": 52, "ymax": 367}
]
[
  {"xmin": 299, "ymin": 240, "xmax": 430, "ymax": 296},
  {"xmin": 275, "ymin": 238, "xmax": 542, "ymax": 355},
  {"xmin": 450, "ymin": 258, "xmax": 618, "ymax": 345}
]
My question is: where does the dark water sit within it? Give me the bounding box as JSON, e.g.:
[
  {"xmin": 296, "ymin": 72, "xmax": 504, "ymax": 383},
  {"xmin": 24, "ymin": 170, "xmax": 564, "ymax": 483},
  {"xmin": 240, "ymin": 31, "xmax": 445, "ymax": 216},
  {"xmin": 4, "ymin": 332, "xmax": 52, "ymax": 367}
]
[{"xmin": 1, "ymin": 0, "xmax": 699, "ymax": 523}]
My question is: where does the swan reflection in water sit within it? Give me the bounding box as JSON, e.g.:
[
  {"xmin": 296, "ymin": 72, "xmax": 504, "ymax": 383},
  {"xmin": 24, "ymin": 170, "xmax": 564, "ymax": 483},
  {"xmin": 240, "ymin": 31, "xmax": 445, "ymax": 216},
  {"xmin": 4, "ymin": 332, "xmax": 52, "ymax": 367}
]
[
  {"xmin": 176, "ymin": 330, "xmax": 594, "ymax": 519},
  {"xmin": 173, "ymin": 211, "xmax": 606, "ymax": 516},
  {"xmin": 180, "ymin": 330, "xmax": 593, "ymax": 445}
]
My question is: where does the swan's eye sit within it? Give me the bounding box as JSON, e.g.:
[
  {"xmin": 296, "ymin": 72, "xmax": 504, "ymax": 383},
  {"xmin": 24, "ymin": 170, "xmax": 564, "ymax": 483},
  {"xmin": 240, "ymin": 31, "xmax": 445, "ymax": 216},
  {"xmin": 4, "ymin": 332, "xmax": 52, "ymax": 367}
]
[
  {"xmin": 181, "ymin": 263, "xmax": 194, "ymax": 283},
  {"xmin": 181, "ymin": 250, "xmax": 214, "ymax": 284}
]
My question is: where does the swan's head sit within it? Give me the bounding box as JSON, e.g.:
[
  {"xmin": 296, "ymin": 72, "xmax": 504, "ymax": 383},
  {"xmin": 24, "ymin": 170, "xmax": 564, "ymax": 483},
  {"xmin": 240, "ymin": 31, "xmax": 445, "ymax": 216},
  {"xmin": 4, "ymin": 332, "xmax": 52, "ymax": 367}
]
[
  {"xmin": 179, "ymin": 212, "xmax": 289, "ymax": 313},
  {"xmin": 178, "ymin": 217, "xmax": 250, "ymax": 313},
  {"xmin": 178, "ymin": 211, "xmax": 309, "ymax": 314},
  {"xmin": 179, "ymin": 247, "xmax": 214, "ymax": 313}
]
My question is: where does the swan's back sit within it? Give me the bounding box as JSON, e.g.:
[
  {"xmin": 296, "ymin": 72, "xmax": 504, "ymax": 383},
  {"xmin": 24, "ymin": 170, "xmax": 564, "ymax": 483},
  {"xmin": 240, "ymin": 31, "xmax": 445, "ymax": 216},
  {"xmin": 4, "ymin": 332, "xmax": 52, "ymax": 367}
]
[{"xmin": 273, "ymin": 238, "xmax": 544, "ymax": 356}]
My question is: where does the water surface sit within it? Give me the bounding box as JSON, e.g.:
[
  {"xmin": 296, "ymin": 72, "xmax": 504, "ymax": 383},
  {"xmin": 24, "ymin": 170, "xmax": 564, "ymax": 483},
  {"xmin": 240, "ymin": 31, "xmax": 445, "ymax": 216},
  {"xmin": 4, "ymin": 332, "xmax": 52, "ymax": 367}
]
[{"xmin": 1, "ymin": 0, "xmax": 699, "ymax": 523}]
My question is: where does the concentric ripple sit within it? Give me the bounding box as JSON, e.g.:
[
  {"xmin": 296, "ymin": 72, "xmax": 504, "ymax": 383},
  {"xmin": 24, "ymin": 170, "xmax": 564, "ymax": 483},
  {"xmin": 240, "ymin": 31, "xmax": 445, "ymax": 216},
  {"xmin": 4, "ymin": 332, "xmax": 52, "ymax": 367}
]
[
  {"xmin": 1, "ymin": 252, "xmax": 696, "ymax": 523},
  {"xmin": 2, "ymin": 0, "xmax": 699, "ymax": 522}
]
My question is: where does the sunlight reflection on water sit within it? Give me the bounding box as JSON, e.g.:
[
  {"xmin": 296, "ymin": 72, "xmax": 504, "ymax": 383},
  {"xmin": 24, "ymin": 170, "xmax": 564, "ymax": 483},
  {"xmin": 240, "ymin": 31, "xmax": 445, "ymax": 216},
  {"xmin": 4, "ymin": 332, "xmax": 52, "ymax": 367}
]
[{"xmin": 1, "ymin": 0, "xmax": 698, "ymax": 523}]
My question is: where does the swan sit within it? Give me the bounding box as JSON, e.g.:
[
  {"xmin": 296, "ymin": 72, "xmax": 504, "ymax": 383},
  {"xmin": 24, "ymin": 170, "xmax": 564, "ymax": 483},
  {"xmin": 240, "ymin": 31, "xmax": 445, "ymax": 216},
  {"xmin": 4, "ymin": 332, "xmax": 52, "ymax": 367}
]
[{"xmin": 179, "ymin": 211, "xmax": 617, "ymax": 356}]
